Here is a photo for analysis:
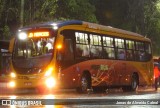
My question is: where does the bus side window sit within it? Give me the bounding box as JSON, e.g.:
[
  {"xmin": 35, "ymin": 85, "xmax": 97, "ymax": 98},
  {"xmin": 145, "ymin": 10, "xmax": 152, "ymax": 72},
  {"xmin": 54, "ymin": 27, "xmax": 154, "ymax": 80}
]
[
  {"xmin": 136, "ymin": 42, "xmax": 145, "ymax": 61},
  {"xmin": 82, "ymin": 45, "xmax": 90, "ymax": 57},
  {"xmin": 145, "ymin": 43, "xmax": 152, "ymax": 61},
  {"xmin": 90, "ymin": 34, "xmax": 102, "ymax": 58},
  {"xmin": 126, "ymin": 40, "xmax": 134, "ymax": 60},
  {"xmin": 118, "ymin": 50, "xmax": 125, "ymax": 60},
  {"xmin": 115, "ymin": 38, "xmax": 125, "ymax": 60}
]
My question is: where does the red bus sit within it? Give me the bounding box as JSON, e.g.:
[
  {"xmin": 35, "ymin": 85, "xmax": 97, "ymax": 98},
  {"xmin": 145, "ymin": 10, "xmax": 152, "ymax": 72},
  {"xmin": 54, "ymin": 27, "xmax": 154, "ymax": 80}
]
[{"xmin": 9, "ymin": 20, "xmax": 154, "ymax": 93}]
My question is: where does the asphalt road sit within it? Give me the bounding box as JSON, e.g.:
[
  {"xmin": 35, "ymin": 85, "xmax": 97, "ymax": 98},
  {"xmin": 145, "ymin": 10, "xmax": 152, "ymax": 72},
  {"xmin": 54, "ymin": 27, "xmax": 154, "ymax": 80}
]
[{"xmin": 0, "ymin": 87, "xmax": 160, "ymax": 108}]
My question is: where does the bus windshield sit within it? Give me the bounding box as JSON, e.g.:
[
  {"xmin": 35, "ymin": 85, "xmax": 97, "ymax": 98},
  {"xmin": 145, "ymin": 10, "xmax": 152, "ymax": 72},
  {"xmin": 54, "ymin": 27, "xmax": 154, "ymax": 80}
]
[{"xmin": 13, "ymin": 37, "xmax": 55, "ymax": 74}]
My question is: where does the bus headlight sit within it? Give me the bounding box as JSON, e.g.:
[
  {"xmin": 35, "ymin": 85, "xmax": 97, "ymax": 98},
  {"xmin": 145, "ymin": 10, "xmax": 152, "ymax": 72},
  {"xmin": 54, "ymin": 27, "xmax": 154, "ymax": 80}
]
[
  {"xmin": 45, "ymin": 77, "xmax": 56, "ymax": 88},
  {"xmin": 9, "ymin": 81, "xmax": 15, "ymax": 88},
  {"xmin": 18, "ymin": 32, "xmax": 27, "ymax": 40},
  {"xmin": 10, "ymin": 72, "xmax": 16, "ymax": 78}
]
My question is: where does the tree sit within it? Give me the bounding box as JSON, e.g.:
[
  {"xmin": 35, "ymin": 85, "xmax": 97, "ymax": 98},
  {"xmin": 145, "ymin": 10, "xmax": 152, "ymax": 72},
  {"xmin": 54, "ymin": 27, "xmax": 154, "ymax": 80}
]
[
  {"xmin": 0, "ymin": 0, "xmax": 20, "ymax": 40},
  {"xmin": 22, "ymin": 0, "xmax": 58, "ymax": 25},
  {"xmin": 92, "ymin": 0, "xmax": 160, "ymax": 55},
  {"xmin": 55, "ymin": 0, "xmax": 97, "ymax": 22}
]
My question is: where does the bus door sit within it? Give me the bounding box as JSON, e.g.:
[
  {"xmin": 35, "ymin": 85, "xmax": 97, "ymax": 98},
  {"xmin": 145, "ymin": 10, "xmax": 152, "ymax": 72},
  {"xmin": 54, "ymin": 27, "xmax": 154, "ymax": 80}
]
[{"xmin": 57, "ymin": 30, "xmax": 75, "ymax": 88}]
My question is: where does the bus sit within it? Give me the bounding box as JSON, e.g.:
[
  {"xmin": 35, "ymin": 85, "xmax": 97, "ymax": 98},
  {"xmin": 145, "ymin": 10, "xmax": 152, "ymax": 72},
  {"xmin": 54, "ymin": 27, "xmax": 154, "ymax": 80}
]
[
  {"xmin": 8, "ymin": 20, "xmax": 154, "ymax": 93},
  {"xmin": 0, "ymin": 40, "xmax": 12, "ymax": 90}
]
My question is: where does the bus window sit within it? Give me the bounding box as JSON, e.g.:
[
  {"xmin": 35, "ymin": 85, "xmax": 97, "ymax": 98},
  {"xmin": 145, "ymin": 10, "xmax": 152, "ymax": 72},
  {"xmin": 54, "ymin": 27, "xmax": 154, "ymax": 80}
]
[
  {"xmin": 115, "ymin": 38, "xmax": 125, "ymax": 60},
  {"xmin": 82, "ymin": 45, "xmax": 90, "ymax": 57},
  {"xmin": 103, "ymin": 36, "xmax": 115, "ymax": 59},
  {"xmin": 145, "ymin": 43, "xmax": 152, "ymax": 61},
  {"xmin": 76, "ymin": 44, "xmax": 89, "ymax": 57},
  {"xmin": 15, "ymin": 40, "xmax": 27, "ymax": 58},
  {"xmin": 126, "ymin": 40, "xmax": 134, "ymax": 60},
  {"xmin": 75, "ymin": 32, "xmax": 88, "ymax": 44},
  {"xmin": 135, "ymin": 42, "xmax": 145, "ymax": 61},
  {"xmin": 118, "ymin": 49, "xmax": 125, "ymax": 60},
  {"xmin": 13, "ymin": 37, "xmax": 55, "ymax": 72},
  {"xmin": 75, "ymin": 32, "xmax": 89, "ymax": 58},
  {"xmin": 90, "ymin": 34, "xmax": 102, "ymax": 58}
]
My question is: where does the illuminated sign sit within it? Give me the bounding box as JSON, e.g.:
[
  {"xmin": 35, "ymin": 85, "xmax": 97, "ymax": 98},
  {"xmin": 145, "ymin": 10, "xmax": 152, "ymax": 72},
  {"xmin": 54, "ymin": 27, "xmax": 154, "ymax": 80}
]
[{"xmin": 28, "ymin": 32, "xmax": 50, "ymax": 38}]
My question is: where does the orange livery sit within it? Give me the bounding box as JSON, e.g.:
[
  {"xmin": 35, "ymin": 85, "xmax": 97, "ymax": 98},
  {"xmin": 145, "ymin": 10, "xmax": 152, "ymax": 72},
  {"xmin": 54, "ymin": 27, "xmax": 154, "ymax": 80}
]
[{"xmin": 8, "ymin": 20, "xmax": 154, "ymax": 93}]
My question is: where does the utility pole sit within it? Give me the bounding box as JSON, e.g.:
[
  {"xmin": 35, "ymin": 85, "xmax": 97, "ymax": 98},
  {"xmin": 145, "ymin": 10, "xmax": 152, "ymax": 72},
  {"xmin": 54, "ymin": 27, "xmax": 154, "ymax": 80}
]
[{"xmin": 20, "ymin": 0, "xmax": 24, "ymax": 27}]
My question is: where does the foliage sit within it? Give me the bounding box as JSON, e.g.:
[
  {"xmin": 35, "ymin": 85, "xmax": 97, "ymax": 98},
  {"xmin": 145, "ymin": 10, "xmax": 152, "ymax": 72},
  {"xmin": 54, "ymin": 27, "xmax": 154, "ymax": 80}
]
[
  {"xmin": 0, "ymin": 0, "xmax": 20, "ymax": 40},
  {"xmin": 92, "ymin": 0, "xmax": 160, "ymax": 55},
  {"xmin": 55, "ymin": 0, "xmax": 97, "ymax": 23},
  {"xmin": 1, "ymin": 0, "xmax": 160, "ymax": 55},
  {"xmin": 23, "ymin": 0, "xmax": 58, "ymax": 24}
]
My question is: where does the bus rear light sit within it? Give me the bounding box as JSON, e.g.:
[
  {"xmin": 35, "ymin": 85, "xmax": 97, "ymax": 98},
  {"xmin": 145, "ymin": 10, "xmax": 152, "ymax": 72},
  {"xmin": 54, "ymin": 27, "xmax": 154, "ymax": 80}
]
[
  {"xmin": 45, "ymin": 77, "xmax": 56, "ymax": 88},
  {"xmin": 9, "ymin": 81, "xmax": 15, "ymax": 88}
]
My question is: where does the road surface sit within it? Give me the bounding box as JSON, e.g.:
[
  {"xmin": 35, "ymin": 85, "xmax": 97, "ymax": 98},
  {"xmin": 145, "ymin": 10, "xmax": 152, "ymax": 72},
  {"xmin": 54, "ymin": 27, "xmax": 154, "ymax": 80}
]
[{"xmin": 0, "ymin": 87, "xmax": 160, "ymax": 108}]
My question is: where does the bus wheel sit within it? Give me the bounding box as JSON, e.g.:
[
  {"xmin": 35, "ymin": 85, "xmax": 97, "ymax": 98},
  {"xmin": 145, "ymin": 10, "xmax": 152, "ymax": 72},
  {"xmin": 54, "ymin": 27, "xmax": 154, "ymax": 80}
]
[
  {"xmin": 130, "ymin": 74, "xmax": 138, "ymax": 91},
  {"xmin": 77, "ymin": 73, "xmax": 91, "ymax": 93}
]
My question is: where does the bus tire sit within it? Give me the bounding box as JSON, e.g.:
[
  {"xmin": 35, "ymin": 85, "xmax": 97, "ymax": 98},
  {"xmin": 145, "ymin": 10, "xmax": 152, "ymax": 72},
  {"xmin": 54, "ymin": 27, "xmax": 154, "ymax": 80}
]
[
  {"xmin": 130, "ymin": 74, "xmax": 138, "ymax": 91},
  {"xmin": 76, "ymin": 73, "xmax": 91, "ymax": 93}
]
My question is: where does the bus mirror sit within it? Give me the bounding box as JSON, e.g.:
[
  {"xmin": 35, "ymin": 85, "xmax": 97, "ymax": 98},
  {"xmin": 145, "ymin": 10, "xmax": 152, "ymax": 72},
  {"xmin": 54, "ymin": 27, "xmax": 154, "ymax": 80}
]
[{"xmin": 9, "ymin": 38, "xmax": 15, "ymax": 53}]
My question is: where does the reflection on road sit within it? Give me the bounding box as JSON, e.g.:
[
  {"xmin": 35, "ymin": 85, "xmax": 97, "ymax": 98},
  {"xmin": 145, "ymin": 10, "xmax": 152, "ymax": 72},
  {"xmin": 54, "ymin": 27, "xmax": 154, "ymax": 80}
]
[{"xmin": 0, "ymin": 87, "xmax": 159, "ymax": 108}]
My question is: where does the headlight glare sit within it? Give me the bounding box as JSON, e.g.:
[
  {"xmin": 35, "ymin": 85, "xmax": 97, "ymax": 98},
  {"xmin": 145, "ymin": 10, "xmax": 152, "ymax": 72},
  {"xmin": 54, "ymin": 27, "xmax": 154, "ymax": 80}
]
[
  {"xmin": 18, "ymin": 32, "xmax": 27, "ymax": 40},
  {"xmin": 45, "ymin": 77, "xmax": 56, "ymax": 88},
  {"xmin": 9, "ymin": 81, "xmax": 15, "ymax": 87}
]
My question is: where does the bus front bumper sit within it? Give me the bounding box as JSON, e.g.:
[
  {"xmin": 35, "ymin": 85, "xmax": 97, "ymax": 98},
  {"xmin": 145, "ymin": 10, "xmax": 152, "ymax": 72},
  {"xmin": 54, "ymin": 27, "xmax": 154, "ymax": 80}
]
[{"xmin": 7, "ymin": 76, "xmax": 58, "ymax": 90}]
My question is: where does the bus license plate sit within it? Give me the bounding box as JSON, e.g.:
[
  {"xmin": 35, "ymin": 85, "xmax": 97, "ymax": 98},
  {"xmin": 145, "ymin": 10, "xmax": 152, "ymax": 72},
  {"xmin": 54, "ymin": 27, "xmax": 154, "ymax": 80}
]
[{"xmin": 24, "ymin": 82, "xmax": 32, "ymax": 86}]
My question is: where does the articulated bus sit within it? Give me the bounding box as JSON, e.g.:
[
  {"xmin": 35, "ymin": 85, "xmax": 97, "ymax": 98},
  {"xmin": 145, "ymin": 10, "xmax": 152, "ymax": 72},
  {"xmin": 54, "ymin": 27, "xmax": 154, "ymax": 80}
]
[{"xmin": 8, "ymin": 20, "xmax": 154, "ymax": 93}]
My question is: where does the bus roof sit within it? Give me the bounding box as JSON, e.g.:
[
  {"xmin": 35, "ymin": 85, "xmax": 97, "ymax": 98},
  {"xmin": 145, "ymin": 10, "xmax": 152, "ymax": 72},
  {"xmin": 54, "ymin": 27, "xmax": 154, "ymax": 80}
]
[
  {"xmin": 19, "ymin": 20, "xmax": 148, "ymax": 40},
  {"xmin": 19, "ymin": 20, "xmax": 83, "ymax": 31}
]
